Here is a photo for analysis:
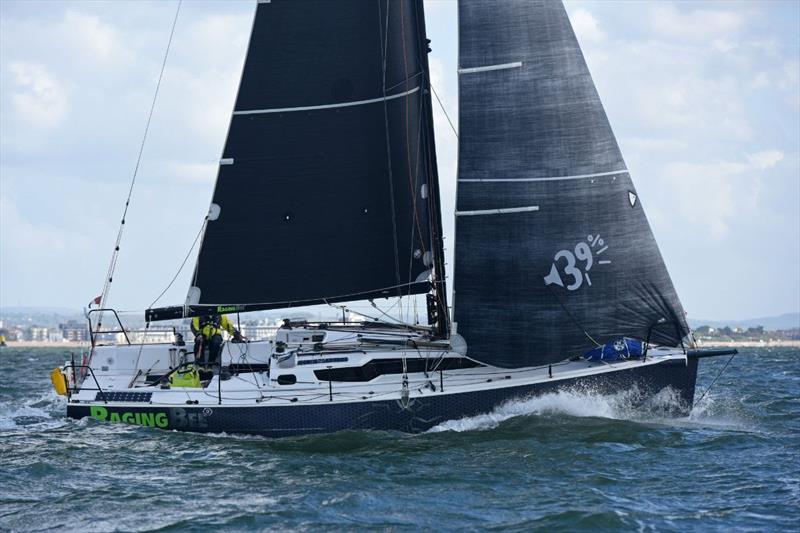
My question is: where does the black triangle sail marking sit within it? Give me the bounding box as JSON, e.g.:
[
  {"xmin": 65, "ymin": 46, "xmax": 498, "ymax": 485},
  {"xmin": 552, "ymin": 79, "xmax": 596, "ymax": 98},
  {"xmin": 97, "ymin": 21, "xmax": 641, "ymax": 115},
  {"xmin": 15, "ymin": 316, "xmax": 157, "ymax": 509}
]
[{"xmin": 452, "ymin": 0, "xmax": 689, "ymax": 368}]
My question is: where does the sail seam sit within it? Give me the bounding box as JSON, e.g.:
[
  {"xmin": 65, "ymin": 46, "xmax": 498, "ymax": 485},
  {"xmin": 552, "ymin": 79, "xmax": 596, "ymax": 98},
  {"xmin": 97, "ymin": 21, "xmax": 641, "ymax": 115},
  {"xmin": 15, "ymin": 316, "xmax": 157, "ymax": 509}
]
[
  {"xmin": 456, "ymin": 205, "xmax": 539, "ymax": 216},
  {"xmin": 459, "ymin": 169, "xmax": 627, "ymax": 183},
  {"xmin": 232, "ymin": 86, "xmax": 420, "ymax": 115},
  {"xmin": 458, "ymin": 61, "xmax": 522, "ymax": 74}
]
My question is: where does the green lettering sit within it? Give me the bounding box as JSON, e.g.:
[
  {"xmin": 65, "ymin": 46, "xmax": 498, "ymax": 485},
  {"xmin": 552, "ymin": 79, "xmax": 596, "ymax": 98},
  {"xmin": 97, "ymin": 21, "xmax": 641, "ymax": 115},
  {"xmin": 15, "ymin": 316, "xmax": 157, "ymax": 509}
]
[
  {"xmin": 140, "ymin": 413, "xmax": 155, "ymax": 427},
  {"xmin": 154, "ymin": 413, "xmax": 169, "ymax": 428},
  {"xmin": 89, "ymin": 407, "xmax": 169, "ymax": 429}
]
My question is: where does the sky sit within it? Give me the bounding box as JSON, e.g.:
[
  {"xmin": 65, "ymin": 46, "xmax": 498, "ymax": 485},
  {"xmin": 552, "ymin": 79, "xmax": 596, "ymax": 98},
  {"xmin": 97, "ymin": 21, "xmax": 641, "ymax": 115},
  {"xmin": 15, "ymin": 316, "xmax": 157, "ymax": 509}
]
[{"xmin": 0, "ymin": 0, "xmax": 798, "ymax": 322}]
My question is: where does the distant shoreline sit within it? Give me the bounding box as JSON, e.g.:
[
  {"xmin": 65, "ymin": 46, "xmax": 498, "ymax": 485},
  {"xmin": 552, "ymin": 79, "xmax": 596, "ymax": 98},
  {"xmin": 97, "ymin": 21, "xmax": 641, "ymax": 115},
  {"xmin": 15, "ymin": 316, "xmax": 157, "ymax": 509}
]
[
  {"xmin": 3, "ymin": 340, "xmax": 799, "ymax": 350},
  {"xmin": 696, "ymin": 340, "xmax": 800, "ymax": 348},
  {"xmin": 4, "ymin": 341, "xmax": 89, "ymax": 349}
]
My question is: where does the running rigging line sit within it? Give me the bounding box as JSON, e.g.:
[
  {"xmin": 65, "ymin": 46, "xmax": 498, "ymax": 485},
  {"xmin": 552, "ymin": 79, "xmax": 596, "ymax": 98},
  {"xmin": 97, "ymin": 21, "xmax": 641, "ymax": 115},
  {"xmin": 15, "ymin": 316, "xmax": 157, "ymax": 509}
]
[{"xmin": 97, "ymin": 0, "xmax": 182, "ymax": 314}]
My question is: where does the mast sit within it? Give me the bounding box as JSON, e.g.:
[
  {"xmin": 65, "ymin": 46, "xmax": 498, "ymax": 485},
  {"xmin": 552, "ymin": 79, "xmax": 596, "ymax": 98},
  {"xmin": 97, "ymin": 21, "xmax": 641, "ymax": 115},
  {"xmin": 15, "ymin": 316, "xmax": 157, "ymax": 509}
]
[{"xmin": 413, "ymin": 2, "xmax": 449, "ymax": 338}]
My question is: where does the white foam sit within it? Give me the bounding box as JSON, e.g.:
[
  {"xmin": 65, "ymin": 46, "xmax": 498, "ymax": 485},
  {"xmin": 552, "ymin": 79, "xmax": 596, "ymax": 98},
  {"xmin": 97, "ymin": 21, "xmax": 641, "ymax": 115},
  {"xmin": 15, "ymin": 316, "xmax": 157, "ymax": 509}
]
[
  {"xmin": 429, "ymin": 388, "xmax": 644, "ymax": 433},
  {"xmin": 429, "ymin": 385, "xmax": 752, "ymax": 434},
  {"xmin": 429, "ymin": 384, "xmax": 725, "ymax": 433},
  {"xmin": 0, "ymin": 390, "xmax": 66, "ymax": 430}
]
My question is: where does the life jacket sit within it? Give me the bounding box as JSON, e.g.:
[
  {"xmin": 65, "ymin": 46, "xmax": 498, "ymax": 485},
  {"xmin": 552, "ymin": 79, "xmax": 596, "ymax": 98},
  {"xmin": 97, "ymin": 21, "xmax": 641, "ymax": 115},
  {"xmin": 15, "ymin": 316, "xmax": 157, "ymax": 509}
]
[
  {"xmin": 193, "ymin": 314, "xmax": 225, "ymax": 338},
  {"xmin": 199, "ymin": 314, "xmax": 222, "ymax": 330}
]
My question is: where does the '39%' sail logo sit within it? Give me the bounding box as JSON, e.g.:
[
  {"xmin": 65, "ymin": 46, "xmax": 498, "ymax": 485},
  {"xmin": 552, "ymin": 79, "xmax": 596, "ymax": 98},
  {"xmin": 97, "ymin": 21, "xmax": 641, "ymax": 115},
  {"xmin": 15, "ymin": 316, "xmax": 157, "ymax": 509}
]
[{"xmin": 544, "ymin": 234, "xmax": 612, "ymax": 291}]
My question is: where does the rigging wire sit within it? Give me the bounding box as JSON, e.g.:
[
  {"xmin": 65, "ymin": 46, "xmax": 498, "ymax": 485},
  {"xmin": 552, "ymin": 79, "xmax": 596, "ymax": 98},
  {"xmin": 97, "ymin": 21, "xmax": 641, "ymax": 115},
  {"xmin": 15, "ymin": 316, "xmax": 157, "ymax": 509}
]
[
  {"xmin": 97, "ymin": 0, "xmax": 182, "ymax": 317},
  {"xmin": 430, "ymin": 84, "xmax": 458, "ymax": 139},
  {"xmin": 694, "ymin": 352, "xmax": 736, "ymax": 406},
  {"xmin": 546, "ymin": 285, "xmax": 602, "ymax": 347},
  {"xmin": 377, "ymin": 1, "xmax": 404, "ymax": 303},
  {"xmin": 147, "ymin": 217, "xmax": 208, "ymax": 311}
]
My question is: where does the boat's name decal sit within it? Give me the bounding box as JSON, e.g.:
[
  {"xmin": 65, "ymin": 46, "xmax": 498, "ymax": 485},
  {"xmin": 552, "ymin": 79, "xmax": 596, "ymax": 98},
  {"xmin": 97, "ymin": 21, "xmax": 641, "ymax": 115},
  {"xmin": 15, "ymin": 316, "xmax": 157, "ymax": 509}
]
[
  {"xmin": 89, "ymin": 406, "xmax": 210, "ymax": 429},
  {"xmin": 215, "ymin": 305, "xmax": 244, "ymax": 313},
  {"xmin": 90, "ymin": 406, "xmax": 169, "ymax": 428}
]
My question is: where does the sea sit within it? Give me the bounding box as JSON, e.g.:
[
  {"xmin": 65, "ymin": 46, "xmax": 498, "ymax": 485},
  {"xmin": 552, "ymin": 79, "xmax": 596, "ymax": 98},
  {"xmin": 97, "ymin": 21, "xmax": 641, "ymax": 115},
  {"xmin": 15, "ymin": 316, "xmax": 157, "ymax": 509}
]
[{"xmin": 1, "ymin": 346, "xmax": 798, "ymax": 532}]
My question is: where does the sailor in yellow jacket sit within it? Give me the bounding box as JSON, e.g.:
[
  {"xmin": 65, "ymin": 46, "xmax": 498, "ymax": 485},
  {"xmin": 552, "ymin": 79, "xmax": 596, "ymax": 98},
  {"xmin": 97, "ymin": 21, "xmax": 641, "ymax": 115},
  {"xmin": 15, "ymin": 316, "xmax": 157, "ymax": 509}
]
[{"xmin": 191, "ymin": 313, "xmax": 243, "ymax": 368}]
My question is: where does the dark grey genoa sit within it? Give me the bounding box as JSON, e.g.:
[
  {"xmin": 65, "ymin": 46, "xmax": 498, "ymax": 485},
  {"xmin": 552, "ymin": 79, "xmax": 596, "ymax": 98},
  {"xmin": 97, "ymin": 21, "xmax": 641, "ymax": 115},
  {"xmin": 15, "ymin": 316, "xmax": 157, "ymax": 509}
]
[
  {"xmin": 67, "ymin": 358, "xmax": 698, "ymax": 438},
  {"xmin": 453, "ymin": 0, "xmax": 690, "ymax": 369}
]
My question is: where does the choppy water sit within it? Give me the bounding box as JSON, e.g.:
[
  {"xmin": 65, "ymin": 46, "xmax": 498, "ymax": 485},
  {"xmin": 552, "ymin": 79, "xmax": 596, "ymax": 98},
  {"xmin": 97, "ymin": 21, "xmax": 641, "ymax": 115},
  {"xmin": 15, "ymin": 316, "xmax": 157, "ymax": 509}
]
[{"xmin": 1, "ymin": 347, "xmax": 798, "ymax": 531}]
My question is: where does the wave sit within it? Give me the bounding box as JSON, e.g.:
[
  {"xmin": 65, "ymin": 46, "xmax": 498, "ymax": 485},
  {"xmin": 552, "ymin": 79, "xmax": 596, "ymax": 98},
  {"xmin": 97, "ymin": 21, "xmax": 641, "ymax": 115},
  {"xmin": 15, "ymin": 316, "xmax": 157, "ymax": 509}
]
[
  {"xmin": 427, "ymin": 386, "xmax": 747, "ymax": 434},
  {"xmin": 0, "ymin": 389, "xmax": 66, "ymax": 431}
]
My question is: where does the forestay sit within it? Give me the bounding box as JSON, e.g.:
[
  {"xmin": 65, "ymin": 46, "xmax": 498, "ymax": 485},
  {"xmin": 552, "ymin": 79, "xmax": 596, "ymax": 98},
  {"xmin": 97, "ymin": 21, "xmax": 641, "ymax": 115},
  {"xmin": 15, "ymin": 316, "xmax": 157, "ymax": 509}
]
[
  {"xmin": 453, "ymin": 0, "xmax": 690, "ymax": 368},
  {"xmin": 147, "ymin": 0, "xmax": 444, "ymax": 321}
]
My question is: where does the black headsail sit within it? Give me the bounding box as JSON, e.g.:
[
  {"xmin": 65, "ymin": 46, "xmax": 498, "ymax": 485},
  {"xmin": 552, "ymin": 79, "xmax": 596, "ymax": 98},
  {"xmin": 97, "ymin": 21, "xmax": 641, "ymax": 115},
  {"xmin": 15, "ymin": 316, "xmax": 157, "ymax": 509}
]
[
  {"xmin": 453, "ymin": 0, "xmax": 690, "ymax": 368},
  {"xmin": 147, "ymin": 0, "xmax": 447, "ymax": 330}
]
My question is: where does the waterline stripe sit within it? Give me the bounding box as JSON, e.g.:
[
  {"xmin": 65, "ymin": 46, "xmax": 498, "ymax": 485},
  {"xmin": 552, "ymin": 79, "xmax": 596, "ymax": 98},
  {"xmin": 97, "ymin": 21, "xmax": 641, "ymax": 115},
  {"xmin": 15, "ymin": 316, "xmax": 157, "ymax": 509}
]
[
  {"xmin": 233, "ymin": 86, "xmax": 420, "ymax": 116},
  {"xmin": 458, "ymin": 62, "xmax": 523, "ymax": 74},
  {"xmin": 456, "ymin": 205, "xmax": 539, "ymax": 217},
  {"xmin": 459, "ymin": 170, "xmax": 627, "ymax": 183}
]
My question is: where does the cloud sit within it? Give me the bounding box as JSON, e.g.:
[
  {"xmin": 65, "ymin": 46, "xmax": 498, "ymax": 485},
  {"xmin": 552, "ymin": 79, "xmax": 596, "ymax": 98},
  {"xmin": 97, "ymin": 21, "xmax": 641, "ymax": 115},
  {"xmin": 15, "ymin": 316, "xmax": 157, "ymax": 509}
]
[
  {"xmin": 0, "ymin": 194, "xmax": 91, "ymax": 254},
  {"xmin": 60, "ymin": 11, "xmax": 120, "ymax": 62},
  {"xmin": 747, "ymin": 150, "xmax": 784, "ymax": 170},
  {"xmin": 570, "ymin": 8, "xmax": 606, "ymax": 43},
  {"xmin": 167, "ymin": 161, "xmax": 218, "ymax": 185},
  {"xmin": 0, "ymin": 0, "xmax": 796, "ymax": 317},
  {"xmin": 648, "ymin": 3, "xmax": 745, "ymax": 41},
  {"xmin": 7, "ymin": 62, "xmax": 68, "ymax": 128},
  {"xmin": 660, "ymin": 150, "xmax": 784, "ymax": 240}
]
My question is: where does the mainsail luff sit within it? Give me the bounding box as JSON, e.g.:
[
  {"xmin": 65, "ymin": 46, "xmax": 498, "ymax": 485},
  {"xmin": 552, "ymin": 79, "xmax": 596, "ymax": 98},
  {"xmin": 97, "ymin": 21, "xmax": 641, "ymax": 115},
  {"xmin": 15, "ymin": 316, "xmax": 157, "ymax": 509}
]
[
  {"xmin": 147, "ymin": 0, "xmax": 444, "ymax": 322},
  {"xmin": 453, "ymin": 0, "xmax": 690, "ymax": 368}
]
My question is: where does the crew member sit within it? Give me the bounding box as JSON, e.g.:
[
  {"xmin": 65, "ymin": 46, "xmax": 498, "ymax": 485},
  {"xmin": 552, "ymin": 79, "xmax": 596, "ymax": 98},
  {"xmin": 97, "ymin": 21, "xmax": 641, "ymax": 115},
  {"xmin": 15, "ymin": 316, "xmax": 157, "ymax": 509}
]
[{"xmin": 191, "ymin": 312, "xmax": 243, "ymax": 368}]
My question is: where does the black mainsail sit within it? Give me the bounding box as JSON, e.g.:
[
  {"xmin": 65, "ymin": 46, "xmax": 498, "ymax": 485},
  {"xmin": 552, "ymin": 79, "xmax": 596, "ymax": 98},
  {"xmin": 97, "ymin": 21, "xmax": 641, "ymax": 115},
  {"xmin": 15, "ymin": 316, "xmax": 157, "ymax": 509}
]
[
  {"xmin": 147, "ymin": 0, "xmax": 447, "ymax": 325},
  {"xmin": 453, "ymin": 0, "xmax": 690, "ymax": 368}
]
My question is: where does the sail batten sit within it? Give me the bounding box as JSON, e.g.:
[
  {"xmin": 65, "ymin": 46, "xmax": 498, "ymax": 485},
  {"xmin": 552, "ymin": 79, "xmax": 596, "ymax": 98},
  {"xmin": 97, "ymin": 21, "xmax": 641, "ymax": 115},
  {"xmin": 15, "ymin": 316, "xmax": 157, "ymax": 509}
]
[
  {"xmin": 459, "ymin": 169, "xmax": 628, "ymax": 183},
  {"xmin": 232, "ymin": 85, "xmax": 420, "ymax": 115},
  {"xmin": 458, "ymin": 62, "xmax": 523, "ymax": 74},
  {"xmin": 453, "ymin": 0, "xmax": 689, "ymax": 368}
]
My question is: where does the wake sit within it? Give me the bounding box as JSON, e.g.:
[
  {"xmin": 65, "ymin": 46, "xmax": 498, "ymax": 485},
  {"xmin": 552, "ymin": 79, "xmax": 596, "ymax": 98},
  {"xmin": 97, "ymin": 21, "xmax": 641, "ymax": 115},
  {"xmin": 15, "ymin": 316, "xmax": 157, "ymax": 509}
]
[{"xmin": 428, "ymin": 386, "xmax": 747, "ymax": 433}]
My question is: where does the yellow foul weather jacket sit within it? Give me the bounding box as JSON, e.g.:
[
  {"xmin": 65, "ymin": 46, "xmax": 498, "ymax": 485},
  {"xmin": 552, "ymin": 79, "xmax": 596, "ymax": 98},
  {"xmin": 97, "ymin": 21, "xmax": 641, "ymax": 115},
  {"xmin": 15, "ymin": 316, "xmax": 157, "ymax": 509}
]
[{"xmin": 191, "ymin": 314, "xmax": 236, "ymax": 339}]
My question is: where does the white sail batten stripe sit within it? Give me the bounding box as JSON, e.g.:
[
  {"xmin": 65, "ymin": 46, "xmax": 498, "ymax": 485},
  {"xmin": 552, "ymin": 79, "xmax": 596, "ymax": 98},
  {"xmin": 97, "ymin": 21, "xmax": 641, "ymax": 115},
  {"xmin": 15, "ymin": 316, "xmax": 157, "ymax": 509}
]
[
  {"xmin": 232, "ymin": 86, "xmax": 420, "ymax": 116},
  {"xmin": 458, "ymin": 62, "xmax": 523, "ymax": 74},
  {"xmin": 456, "ymin": 205, "xmax": 539, "ymax": 217},
  {"xmin": 459, "ymin": 169, "xmax": 628, "ymax": 183}
]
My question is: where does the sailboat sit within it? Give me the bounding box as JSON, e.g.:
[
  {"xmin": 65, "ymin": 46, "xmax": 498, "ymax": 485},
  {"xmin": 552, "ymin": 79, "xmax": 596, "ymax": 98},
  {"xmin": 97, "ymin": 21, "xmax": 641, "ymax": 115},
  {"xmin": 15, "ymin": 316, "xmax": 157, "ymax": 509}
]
[{"xmin": 53, "ymin": 0, "xmax": 735, "ymax": 436}]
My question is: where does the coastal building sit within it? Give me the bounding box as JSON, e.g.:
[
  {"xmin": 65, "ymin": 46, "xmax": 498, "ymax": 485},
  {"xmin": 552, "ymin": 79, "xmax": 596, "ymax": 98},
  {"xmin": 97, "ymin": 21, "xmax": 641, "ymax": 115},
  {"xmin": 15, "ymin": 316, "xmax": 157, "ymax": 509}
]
[
  {"xmin": 29, "ymin": 326, "xmax": 49, "ymax": 342},
  {"xmin": 59, "ymin": 320, "xmax": 89, "ymax": 342}
]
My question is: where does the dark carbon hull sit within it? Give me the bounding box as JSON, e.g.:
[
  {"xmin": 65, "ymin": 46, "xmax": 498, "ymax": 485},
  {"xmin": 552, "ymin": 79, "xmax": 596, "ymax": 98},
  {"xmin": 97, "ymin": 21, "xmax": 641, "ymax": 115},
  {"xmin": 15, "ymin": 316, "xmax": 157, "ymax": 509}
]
[{"xmin": 67, "ymin": 357, "xmax": 698, "ymax": 437}]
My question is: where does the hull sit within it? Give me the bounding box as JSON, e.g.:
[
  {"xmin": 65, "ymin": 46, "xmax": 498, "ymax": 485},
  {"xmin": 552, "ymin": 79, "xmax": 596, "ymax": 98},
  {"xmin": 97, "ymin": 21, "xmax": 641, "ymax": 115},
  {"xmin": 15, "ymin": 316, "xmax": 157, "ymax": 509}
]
[{"xmin": 67, "ymin": 357, "xmax": 698, "ymax": 437}]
